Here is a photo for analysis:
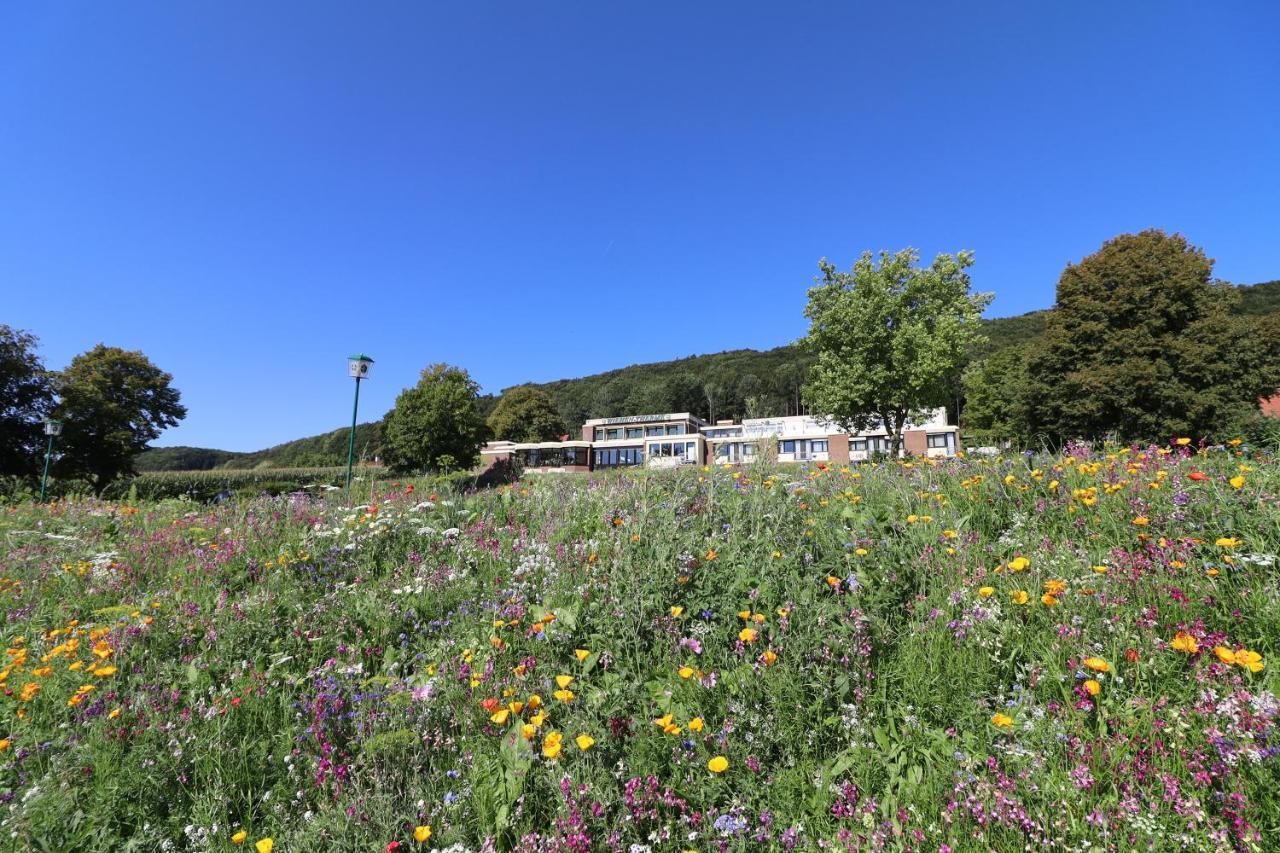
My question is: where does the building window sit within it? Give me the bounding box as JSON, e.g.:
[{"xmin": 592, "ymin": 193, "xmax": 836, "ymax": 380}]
[
  {"xmin": 667, "ymin": 424, "xmax": 683, "ymax": 435},
  {"xmin": 594, "ymin": 429, "xmax": 605, "ymax": 441},
  {"xmin": 646, "ymin": 426, "xmax": 664, "ymax": 437},
  {"xmin": 595, "ymin": 446, "xmax": 643, "ymax": 468},
  {"xmin": 606, "ymin": 428, "xmax": 623, "ymax": 441},
  {"xmin": 742, "ymin": 443, "xmax": 756, "ymax": 457},
  {"xmin": 927, "ymin": 433, "xmax": 949, "ymax": 449},
  {"xmin": 781, "ymin": 440, "xmax": 796, "ymax": 454},
  {"xmin": 626, "ymin": 427, "xmax": 643, "ymax": 439},
  {"xmin": 518, "ymin": 447, "xmax": 587, "ymax": 468},
  {"xmin": 852, "ymin": 439, "xmax": 867, "ymax": 452},
  {"xmin": 810, "ymin": 440, "xmax": 828, "ymax": 453}
]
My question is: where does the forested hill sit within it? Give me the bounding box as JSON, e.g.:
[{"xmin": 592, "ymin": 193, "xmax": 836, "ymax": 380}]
[{"xmin": 138, "ymin": 279, "xmax": 1278, "ymax": 470}]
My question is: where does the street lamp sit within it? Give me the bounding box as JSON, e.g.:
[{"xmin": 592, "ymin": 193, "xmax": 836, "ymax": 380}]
[
  {"xmin": 345, "ymin": 355, "xmax": 374, "ymax": 491},
  {"xmin": 40, "ymin": 418, "xmax": 62, "ymax": 502}
]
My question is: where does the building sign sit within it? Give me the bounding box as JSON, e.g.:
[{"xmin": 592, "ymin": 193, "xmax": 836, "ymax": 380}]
[{"xmin": 597, "ymin": 413, "xmax": 682, "ymax": 425}]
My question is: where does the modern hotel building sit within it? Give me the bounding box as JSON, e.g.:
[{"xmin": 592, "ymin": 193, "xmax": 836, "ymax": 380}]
[{"xmin": 481, "ymin": 409, "xmax": 960, "ymax": 473}]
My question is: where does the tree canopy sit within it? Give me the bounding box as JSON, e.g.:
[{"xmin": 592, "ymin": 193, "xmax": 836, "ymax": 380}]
[
  {"xmin": 53, "ymin": 345, "xmax": 186, "ymax": 489},
  {"xmin": 487, "ymin": 385, "xmax": 567, "ymax": 443},
  {"xmin": 801, "ymin": 248, "xmax": 990, "ymax": 452},
  {"xmin": 383, "ymin": 364, "xmax": 488, "ymax": 473},
  {"xmin": 0, "ymin": 325, "xmax": 55, "ymax": 477},
  {"xmin": 1025, "ymin": 230, "xmax": 1280, "ymax": 444}
]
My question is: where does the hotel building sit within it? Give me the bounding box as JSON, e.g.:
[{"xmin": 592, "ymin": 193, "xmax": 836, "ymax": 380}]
[{"xmin": 482, "ymin": 409, "xmax": 959, "ymax": 473}]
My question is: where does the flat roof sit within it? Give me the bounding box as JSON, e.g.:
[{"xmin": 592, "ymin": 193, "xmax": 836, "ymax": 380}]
[
  {"xmin": 583, "ymin": 412, "xmax": 707, "ymax": 427},
  {"xmin": 506, "ymin": 440, "xmax": 593, "ymax": 450}
]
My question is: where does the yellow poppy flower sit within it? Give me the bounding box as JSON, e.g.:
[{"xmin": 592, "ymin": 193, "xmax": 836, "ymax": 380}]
[
  {"xmin": 1007, "ymin": 557, "xmax": 1030, "ymax": 572},
  {"xmin": 707, "ymin": 755, "xmax": 728, "ymax": 773},
  {"xmin": 490, "ymin": 709, "xmax": 510, "ymax": 725},
  {"xmin": 977, "ymin": 587, "xmax": 995, "ymax": 597},
  {"xmin": 688, "ymin": 717, "xmax": 704, "ymax": 732},
  {"xmin": 1083, "ymin": 657, "xmax": 1110, "ymax": 673},
  {"xmin": 1233, "ymin": 649, "xmax": 1264, "ymax": 673},
  {"xmin": 1009, "ymin": 590, "xmax": 1029, "ymax": 605},
  {"xmin": 574, "ymin": 649, "xmax": 590, "ymax": 662},
  {"xmin": 414, "ymin": 825, "xmax": 432, "ymax": 843},
  {"xmin": 575, "ymin": 734, "xmax": 595, "ymax": 751},
  {"xmin": 991, "ymin": 713, "xmax": 1013, "ymax": 728},
  {"xmin": 555, "ymin": 675, "xmax": 574, "ymax": 689},
  {"xmin": 1083, "ymin": 679, "xmax": 1101, "ymax": 696},
  {"xmin": 1170, "ymin": 632, "xmax": 1198, "ymax": 654},
  {"xmin": 231, "ymin": 830, "xmax": 247, "ymax": 844}
]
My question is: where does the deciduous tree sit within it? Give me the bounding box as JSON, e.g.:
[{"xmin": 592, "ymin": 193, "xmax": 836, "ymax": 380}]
[
  {"xmin": 53, "ymin": 345, "xmax": 186, "ymax": 489},
  {"xmin": 801, "ymin": 248, "xmax": 990, "ymax": 454},
  {"xmin": 1025, "ymin": 230, "xmax": 1280, "ymax": 443},
  {"xmin": 961, "ymin": 344, "xmax": 1034, "ymax": 447},
  {"xmin": 0, "ymin": 326, "xmax": 55, "ymax": 477},
  {"xmin": 383, "ymin": 364, "xmax": 488, "ymax": 473},
  {"xmin": 487, "ymin": 385, "xmax": 567, "ymax": 442}
]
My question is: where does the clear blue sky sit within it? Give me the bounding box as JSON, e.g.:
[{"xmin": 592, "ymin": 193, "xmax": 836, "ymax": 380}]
[{"xmin": 3, "ymin": 3, "xmax": 1278, "ymax": 451}]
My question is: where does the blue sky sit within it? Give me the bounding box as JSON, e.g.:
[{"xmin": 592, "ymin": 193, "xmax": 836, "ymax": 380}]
[{"xmin": 3, "ymin": 2, "xmax": 1278, "ymax": 451}]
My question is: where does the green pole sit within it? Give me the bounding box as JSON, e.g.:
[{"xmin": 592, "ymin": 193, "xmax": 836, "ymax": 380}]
[
  {"xmin": 346, "ymin": 376, "xmax": 362, "ymax": 491},
  {"xmin": 39, "ymin": 433, "xmax": 54, "ymax": 502}
]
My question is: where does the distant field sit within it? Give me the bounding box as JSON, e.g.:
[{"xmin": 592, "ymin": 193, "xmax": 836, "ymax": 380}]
[
  {"xmin": 101, "ymin": 466, "xmax": 388, "ymax": 501},
  {"xmin": 1, "ymin": 446, "xmax": 1277, "ymax": 850}
]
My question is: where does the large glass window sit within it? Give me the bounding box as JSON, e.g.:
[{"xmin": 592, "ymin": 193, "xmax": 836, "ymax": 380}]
[
  {"xmin": 852, "ymin": 439, "xmax": 867, "ymax": 452},
  {"xmin": 518, "ymin": 447, "xmax": 588, "ymax": 468},
  {"xmin": 927, "ymin": 433, "xmax": 949, "ymax": 449},
  {"xmin": 781, "ymin": 440, "xmax": 796, "ymax": 454},
  {"xmin": 742, "ymin": 442, "xmax": 756, "ymax": 457},
  {"xmin": 606, "ymin": 428, "xmax": 623, "ymax": 441},
  {"xmin": 646, "ymin": 426, "xmax": 665, "ymax": 437},
  {"xmin": 594, "ymin": 429, "xmax": 605, "ymax": 441},
  {"xmin": 626, "ymin": 427, "xmax": 643, "ymax": 439},
  {"xmin": 667, "ymin": 424, "xmax": 684, "ymax": 435},
  {"xmin": 595, "ymin": 446, "xmax": 644, "ymax": 468},
  {"xmin": 811, "ymin": 440, "xmax": 828, "ymax": 453}
]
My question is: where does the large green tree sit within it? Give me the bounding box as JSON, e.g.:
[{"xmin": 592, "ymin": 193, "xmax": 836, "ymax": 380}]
[
  {"xmin": 801, "ymin": 248, "xmax": 991, "ymax": 454},
  {"xmin": 487, "ymin": 385, "xmax": 567, "ymax": 442},
  {"xmin": 383, "ymin": 364, "xmax": 488, "ymax": 473},
  {"xmin": 1026, "ymin": 230, "xmax": 1280, "ymax": 444},
  {"xmin": 53, "ymin": 345, "xmax": 186, "ymax": 490},
  {"xmin": 961, "ymin": 344, "xmax": 1034, "ymax": 447},
  {"xmin": 0, "ymin": 326, "xmax": 55, "ymax": 477}
]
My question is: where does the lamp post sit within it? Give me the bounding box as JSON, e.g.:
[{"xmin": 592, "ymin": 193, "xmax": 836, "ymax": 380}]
[
  {"xmin": 345, "ymin": 355, "xmax": 374, "ymax": 491},
  {"xmin": 39, "ymin": 418, "xmax": 62, "ymax": 502}
]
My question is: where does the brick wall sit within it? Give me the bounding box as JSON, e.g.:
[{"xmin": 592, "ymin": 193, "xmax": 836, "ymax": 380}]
[
  {"xmin": 903, "ymin": 430, "xmax": 927, "ymax": 456},
  {"xmin": 827, "ymin": 433, "xmax": 850, "ymax": 463}
]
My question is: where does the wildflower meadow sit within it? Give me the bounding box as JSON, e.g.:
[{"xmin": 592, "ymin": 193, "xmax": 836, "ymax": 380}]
[{"xmin": 1, "ymin": 443, "xmax": 1278, "ymax": 851}]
